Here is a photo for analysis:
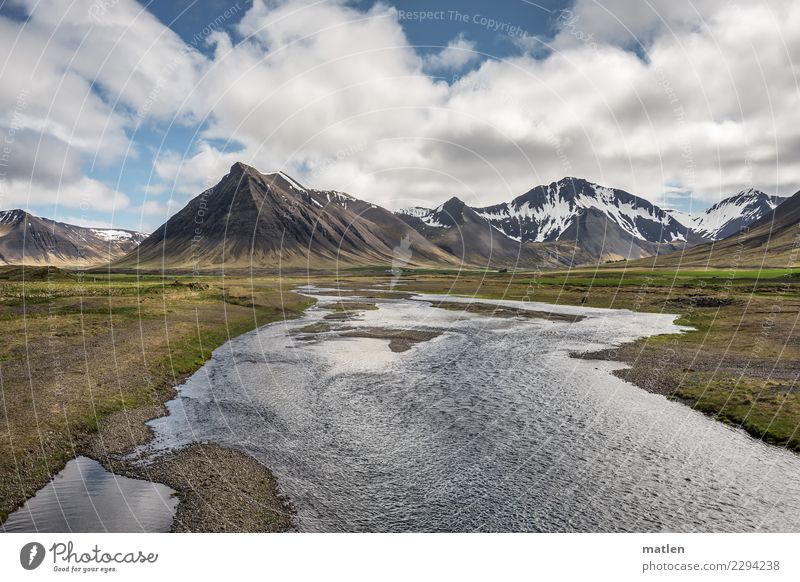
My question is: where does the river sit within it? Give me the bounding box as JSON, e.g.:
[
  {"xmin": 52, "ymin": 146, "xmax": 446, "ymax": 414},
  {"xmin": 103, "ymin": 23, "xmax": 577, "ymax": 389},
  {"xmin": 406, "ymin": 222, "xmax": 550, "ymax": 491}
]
[{"xmin": 137, "ymin": 288, "xmax": 800, "ymax": 532}]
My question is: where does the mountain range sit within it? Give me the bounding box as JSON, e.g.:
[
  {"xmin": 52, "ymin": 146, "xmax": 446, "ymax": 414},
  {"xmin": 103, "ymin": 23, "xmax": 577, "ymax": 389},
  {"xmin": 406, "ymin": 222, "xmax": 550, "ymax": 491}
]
[
  {"xmin": 642, "ymin": 188, "xmax": 800, "ymax": 268},
  {"xmin": 0, "ymin": 209, "xmax": 146, "ymax": 267},
  {"xmin": 664, "ymin": 188, "xmax": 786, "ymax": 240},
  {"xmin": 0, "ymin": 163, "xmax": 791, "ymax": 270},
  {"xmin": 113, "ymin": 162, "xmax": 461, "ymax": 270},
  {"xmin": 402, "ymin": 178, "xmax": 703, "ymax": 262}
]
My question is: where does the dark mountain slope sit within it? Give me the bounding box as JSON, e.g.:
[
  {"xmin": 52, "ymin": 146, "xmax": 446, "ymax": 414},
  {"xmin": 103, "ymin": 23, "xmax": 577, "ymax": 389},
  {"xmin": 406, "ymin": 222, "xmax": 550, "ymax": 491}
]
[
  {"xmin": 115, "ymin": 163, "xmax": 458, "ymax": 270},
  {"xmin": 0, "ymin": 209, "xmax": 146, "ymax": 267}
]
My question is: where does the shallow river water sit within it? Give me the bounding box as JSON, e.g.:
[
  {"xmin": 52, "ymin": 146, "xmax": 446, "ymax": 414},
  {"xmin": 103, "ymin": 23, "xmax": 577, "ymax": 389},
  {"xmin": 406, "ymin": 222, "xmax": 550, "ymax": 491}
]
[
  {"xmin": 142, "ymin": 289, "xmax": 800, "ymax": 532},
  {"xmin": 2, "ymin": 456, "xmax": 177, "ymax": 532}
]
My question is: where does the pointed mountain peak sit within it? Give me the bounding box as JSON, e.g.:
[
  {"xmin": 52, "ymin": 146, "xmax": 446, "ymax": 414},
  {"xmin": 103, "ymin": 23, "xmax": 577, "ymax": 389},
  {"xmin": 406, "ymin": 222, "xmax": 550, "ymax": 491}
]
[
  {"xmin": 225, "ymin": 162, "xmax": 309, "ymax": 194},
  {"xmin": 555, "ymin": 176, "xmax": 596, "ymax": 190},
  {"xmin": 691, "ymin": 187, "xmax": 787, "ymax": 239},
  {"xmin": 228, "ymin": 161, "xmax": 260, "ymax": 177},
  {"xmin": 557, "ymin": 176, "xmax": 589, "ymax": 185},
  {"xmin": 427, "ymin": 197, "xmax": 470, "ymax": 228},
  {"xmin": 0, "ymin": 209, "xmax": 30, "ymax": 225},
  {"xmin": 728, "ymin": 188, "xmax": 767, "ymax": 203},
  {"xmin": 707, "ymin": 188, "xmax": 769, "ymax": 212},
  {"xmin": 441, "ymin": 195, "xmax": 466, "ymax": 208},
  {"xmin": 547, "ymin": 177, "xmax": 605, "ymax": 201}
]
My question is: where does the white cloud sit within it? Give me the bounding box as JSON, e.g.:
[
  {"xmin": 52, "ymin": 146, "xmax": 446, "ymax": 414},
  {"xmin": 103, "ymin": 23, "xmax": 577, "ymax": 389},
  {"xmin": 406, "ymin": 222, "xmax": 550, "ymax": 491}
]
[
  {"xmin": 0, "ymin": 0, "xmax": 203, "ymax": 215},
  {"xmin": 3, "ymin": 0, "xmax": 800, "ymax": 221},
  {"xmin": 552, "ymin": 0, "xmax": 729, "ymax": 49},
  {"xmin": 3, "ymin": 176, "xmax": 129, "ymax": 213},
  {"xmin": 424, "ymin": 34, "xmax": 480, "ymax": 73},
  {"xmin": 160, "ymin": 0, "xmax": 800, "ymax": 210},
  {"xmin": 153, "ymin": 141, "xmax": 242, "ymax": 196}
]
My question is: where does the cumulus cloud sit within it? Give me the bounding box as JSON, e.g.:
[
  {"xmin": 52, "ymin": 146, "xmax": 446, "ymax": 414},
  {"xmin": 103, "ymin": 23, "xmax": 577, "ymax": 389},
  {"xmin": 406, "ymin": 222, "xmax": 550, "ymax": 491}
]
[
  {"xmin": 0, "ymin": 0, "xmax": 201, "ymax": 213},
  {"xmin": 3, "ymin": 0, "xmax": 800, "ymax": 220},
  {"xmin": 424, "ymin": 34, "xmax": 480, "ymax": 73},
  {"xmin": 5, "ymin": 176, "xmax": 130, "ymax": 213},
  {"xmin": 552, "ymin": 0, "xmax": 729, "ymax": 49},
  {"xmin": 159, "ymin": 0, "xmax": 800, "ymax": 210}
]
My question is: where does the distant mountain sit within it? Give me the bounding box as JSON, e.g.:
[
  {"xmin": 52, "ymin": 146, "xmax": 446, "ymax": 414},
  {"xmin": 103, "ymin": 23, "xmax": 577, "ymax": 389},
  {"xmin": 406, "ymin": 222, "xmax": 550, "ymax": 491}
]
[
  {"xmin": 402, "ymin": 178, "xmax": 701, "ymax": 261},
  {"xmin": 0, "ymin": 209, "xmax": 147, "ymax": 267},
  {"xmin": 665, "ymin": 189, "xmax": 786, "ymax": 240},
  {"xmin": 397, "ymin": 196, "xmax": 593, "ymax": 268},
  {"xmin": 106, "ymin": 163, "xmax": 795, "ymax": 271},
  {"xmin": 640, "ymin": 189, "xmax": 800, "ymax": 268},
  {"xmin": 114, "ymin": 162, "xmax": 459, "ymax": 270}
]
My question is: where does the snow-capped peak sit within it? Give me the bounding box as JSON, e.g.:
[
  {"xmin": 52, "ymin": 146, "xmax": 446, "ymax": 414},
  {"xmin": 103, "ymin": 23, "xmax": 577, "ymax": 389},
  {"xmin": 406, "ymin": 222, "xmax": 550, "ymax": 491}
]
[
  {"xmin": 0, "ymin": 209, "xmax": 28, "ymax": 225},
  {"xmin": 413, "ymin": 197, "xmax": 468, "ymax": 228},
  {"xmin": 690, "ymin": 189, "xmax": 785, "ymax": 239},
  {"xmin": 474, "ymin": 177, "xmax": 686, "ymax": 244}
]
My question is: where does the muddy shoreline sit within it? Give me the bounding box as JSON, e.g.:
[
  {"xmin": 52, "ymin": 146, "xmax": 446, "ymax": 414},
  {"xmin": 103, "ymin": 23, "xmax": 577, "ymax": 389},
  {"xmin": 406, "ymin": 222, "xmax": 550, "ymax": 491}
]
[
  {"xmin": 72, "ymin": 293, "xmax": 399, "ymax": 531},
  {"xmin": 79, "ymin": 371, "xmax": 293, "ymax": 532},
  {"xmin": 574, "ymin": 337, "xmax": 800, "ymax": 398}
]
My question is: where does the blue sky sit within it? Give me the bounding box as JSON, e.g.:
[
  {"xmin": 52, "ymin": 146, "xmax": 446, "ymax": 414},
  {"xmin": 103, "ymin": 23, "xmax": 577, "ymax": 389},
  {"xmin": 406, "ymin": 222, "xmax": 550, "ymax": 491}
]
[
  {"xmin": 146, "ymin": 1, "xmax": 566, "ymax": 58},
  {"xmin": 124, "ymin": 0, "xmax": 571, "ymax": 231},
  {"xmin": 1, "ymin": 0, "xmax": 797, "ymax": 231},
  {"xmin": 10, "ymin": 0, "xmax": 572, "ymax": 231}
]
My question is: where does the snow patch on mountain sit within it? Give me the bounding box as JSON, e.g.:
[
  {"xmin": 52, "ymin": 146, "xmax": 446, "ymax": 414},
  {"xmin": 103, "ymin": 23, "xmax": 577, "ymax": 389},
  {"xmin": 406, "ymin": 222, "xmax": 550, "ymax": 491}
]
[
  {"xmin": 275, "ymin": 171, "xmax": 307, "ymax": 192},
  {"xmin": 690, "ymin": 189, "xmax": 785, "ymax": 239},
  {"xmin": 323, "ymin": 190, "xmax": 357, "ymax": 209},
  {"xmin": 664, "ymin": 208, "xmax": 696, "ymax": 226},
  {"xmin": 398, "ymin": 204, "xmax": 455, "ymax": 228},
  {"xmin": 398, "ymin": 206, "xmax": 431, "ymax": 219},
  {"xmin": 0, "ymin": 209, "xmax": 26, "ymax": 225},
  {"xmin": 89, "ymin": 229, "xmax": 148, "ymax": 243},
  {"xmin": 474, "ymin": 178, "xmax": 688, "ymax": 244}
]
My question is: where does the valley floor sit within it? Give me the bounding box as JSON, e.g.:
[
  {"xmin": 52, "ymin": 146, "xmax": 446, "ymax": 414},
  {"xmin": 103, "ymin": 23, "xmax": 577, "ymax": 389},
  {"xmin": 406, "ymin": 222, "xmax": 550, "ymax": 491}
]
[
  {"xmin": 2, "ymin": 265, "xmax": 799, "ymax": 530},
  {"xmin": 0, "ymin": 270, "xmax": 312, "ymax": 529}
]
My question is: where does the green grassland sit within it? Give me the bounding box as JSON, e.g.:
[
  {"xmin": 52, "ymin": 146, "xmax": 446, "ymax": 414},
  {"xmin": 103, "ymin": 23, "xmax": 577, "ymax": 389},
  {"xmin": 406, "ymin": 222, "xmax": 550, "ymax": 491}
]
[
  {"xmin": 0, "ymin": 269, "xmax": 313, "ymax": 522},
  {"xmin": 2, "ymin": 263, "xmax": 800, "ymax": 524}
]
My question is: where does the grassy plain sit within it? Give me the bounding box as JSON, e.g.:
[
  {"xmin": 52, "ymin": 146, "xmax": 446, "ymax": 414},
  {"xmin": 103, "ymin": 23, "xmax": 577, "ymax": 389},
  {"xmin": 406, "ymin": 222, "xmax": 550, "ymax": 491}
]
[
  {"xmin": 2, "ymin": 263, "xmax": 800, "ymax": 528},
  {"xmin": 0, "ymin": 268, "xmax": 313, "ymax": 524}
]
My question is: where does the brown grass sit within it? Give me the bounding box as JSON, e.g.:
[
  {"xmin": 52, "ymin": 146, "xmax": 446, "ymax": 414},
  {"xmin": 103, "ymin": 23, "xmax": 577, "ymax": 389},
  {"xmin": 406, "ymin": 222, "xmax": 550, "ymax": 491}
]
[{"xmin": 0, "ymin": 273, "xmax": 313, "ymax": 522}]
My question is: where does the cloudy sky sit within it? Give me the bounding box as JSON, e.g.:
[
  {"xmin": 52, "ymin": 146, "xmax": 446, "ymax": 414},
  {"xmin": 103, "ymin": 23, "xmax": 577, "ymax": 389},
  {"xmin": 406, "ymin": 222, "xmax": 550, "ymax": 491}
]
[{"xmin": 0, "ymin": 0, "xmax": 798, "ymax": 231}]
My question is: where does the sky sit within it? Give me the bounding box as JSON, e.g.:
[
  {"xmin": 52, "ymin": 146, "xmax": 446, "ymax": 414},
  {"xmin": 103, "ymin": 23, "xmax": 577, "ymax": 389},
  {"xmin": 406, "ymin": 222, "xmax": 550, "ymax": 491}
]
[{"xmin": 0, "ymin": 0, "xmax": 798, "ymax": 232}]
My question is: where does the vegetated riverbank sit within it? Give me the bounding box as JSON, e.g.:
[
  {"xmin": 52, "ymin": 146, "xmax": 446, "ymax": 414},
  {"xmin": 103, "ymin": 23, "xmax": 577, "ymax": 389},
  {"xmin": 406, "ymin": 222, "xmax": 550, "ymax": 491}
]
[
  {"xmin": 4, "ymin": 264, "xmax": 800, "ymax": 530},
  {"xmin": 335, "ymin": 267, "xmax": 800, "ymax": 452},
  {"xmin": 0, "ymin": 269, "xmax": 313, "ymax": 529}
]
